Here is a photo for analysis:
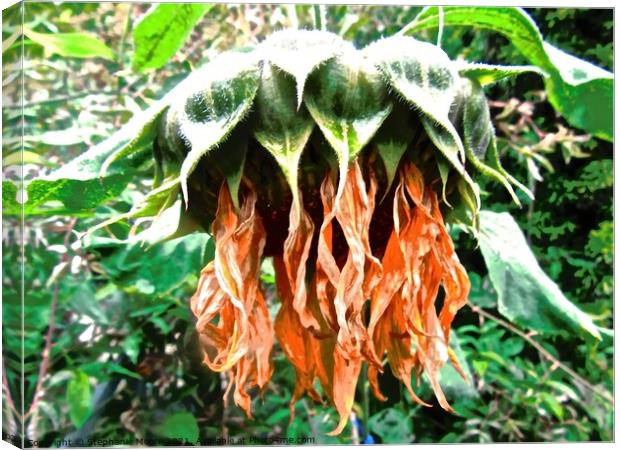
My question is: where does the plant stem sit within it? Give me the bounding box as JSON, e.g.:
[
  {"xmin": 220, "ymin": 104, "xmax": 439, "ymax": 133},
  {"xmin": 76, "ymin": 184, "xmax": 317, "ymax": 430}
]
[
  {"xmin": 313, "ymin": 5, "xmax": 327, "ymax": 31},
  {"xmin": 361, "ymin": 364, "xmax": 370, "ymax": 441},
  {"xmin": 25, "ymin": 218, "xmax": 77, "ymax": 438},
  {"xmin": 467, "ymin": 301, "xmax": 614, "ymax": 406},
  {"xmin": 2, "ymin": 357, "xmax": 19, "ymax": 431},
  {"xmin": 436, "ymin": 6, "xmax": 444, "ymax": 48}
]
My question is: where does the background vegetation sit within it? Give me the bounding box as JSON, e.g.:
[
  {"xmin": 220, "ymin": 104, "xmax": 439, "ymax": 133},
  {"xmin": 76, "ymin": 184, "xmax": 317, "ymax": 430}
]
[{"xmin": 2, "ymin": 3, "xmax": 613, "ymax": 445}]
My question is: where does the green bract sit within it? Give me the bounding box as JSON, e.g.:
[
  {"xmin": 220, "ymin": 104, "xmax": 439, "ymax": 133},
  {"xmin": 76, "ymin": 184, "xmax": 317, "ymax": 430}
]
[{"xmin": 22, "ymin": 30, "xmax": 532, "ymax": 243}]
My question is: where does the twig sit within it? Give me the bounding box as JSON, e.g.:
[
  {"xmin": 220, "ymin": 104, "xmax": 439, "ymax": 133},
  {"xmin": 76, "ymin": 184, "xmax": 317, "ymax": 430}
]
[
  {"xmin": 467, "ymin": 301, "xmax": 614, "ymax": 405},
  {"xmin": 25, "ymin": 283, "xmax": 59, "ymax": 420},
  {"xmin": 25, "ymin": 218, "xmax": 77, "ymax": 427},
  {"xmin": 2, "ymin": 357, "xmax": 19, "ymax": 420},
  {"xmin": 3, "ymin": 91, "xmax": 118, "ymax": 109}
]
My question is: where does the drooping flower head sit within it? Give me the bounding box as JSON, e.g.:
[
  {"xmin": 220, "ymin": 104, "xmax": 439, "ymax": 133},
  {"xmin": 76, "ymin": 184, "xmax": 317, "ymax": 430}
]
[{"xmin": 105, "ymin": 30, "xmax": 530, "ymax": 434}]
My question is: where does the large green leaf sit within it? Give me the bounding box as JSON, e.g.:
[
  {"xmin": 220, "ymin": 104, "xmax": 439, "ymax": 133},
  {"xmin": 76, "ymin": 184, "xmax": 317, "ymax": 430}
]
[
  {"xmin": 24, "ymin": 28, "xmax": 114, "ymax": 60},
  {"xmin": 175, "ymin": 50, "xmax": 260, "ymax": 204},
  {"xmin": 4, "ymin": 106, "xmax": 169, "ymax": 216},
  {"xmin": 253, "ymin": 62, "xmax": 315, "ymax": 206},
  {"xmin": 132, "ymin": 3, "xmax": 213, "ymax": 72},
  {"xmin": 304, "ymin": 47, "xmax": 392, "ymax": 202},
  {"xmin": 66, "ymin": 370, "xmax": 93, "ymax": 428},
  {"xmin": 403, "ymin": 7, "xmax": 613, "ymax": 141},
  {"xmin": 478, "ymin": 210, "xmax": 601, "ymax": 341}
]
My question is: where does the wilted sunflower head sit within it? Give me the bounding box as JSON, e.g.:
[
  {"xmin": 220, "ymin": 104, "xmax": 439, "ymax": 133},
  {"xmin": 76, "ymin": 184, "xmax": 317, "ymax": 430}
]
[{"xmin": 110, "ymin": 30, "xmax": 530, "ymax": 435}]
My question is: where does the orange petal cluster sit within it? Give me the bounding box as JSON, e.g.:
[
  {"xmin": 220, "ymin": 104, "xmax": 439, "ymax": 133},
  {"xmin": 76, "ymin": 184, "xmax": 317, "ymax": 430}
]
[
  {"xmin": 190, "ymin": 160, "xmax": 470, "ymax": 434},
  {"xmin": 190, "ymin": 183, "xmax": 274, "ymax": 417}
]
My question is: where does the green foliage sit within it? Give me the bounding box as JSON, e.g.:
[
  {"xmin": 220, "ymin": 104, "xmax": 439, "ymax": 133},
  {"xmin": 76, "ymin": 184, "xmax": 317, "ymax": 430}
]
[
  {"xmin": 24, "ymin": 28, "xmax": 115, "ymax": 60},
  {"xmin": 368, "ymin": 408, "xmax": 413, "ymax": 443},
  {"xmin": 2, "ymin": 3, "xmax": 612, "ymax": 446},
  {"xmin": 403, "ymin": 6, "xmax": 613, "ymax": 141},
  {"xmin": 152, "ymin": 412, "xmax": 199, "ymax": 443},
  {"xmin": 132, "ymin": 4, "xmax": 213, "ymax": 72},
  {"xmin": 478, "ymin": 210, "xmax": 602, "ymax": 341},
  {"xmin": 66, "ymin": 371, "xmax": 93, "ymax": 428}
]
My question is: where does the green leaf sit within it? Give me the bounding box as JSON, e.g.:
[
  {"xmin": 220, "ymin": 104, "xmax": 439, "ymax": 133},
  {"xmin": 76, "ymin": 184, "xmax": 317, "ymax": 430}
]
[
  {"xmin": 365, "ymin": 35, "xmax": 463, "ymax": 160},
  {"xmin": 153, "ymin": 412, "xmax": 199, "ymax": 443},
  {"xmin": 368, "ymin": 408, "xmax": 413, "ymax": 443},
  {"xmin": 24, "ymin": 28, "xmax": 114, "ymax": 60},
  {"xmin": 258, "ymin": 29, "xmax": 351, "ymax": 107},
  {"xmin": 543, "ymin": 43, "xmax": 613, "ymax": 142},
  {"xmin": 122, "ymin": 333, "xmax": 142, "ymax": 365},
  {"xmin": 304, "ymin": 46, "xmax": 392, "ymax": 203},
  {"xmin": 540, "ymin": 392, "xmax": 565, "ymax": 420},
  {"xmin": 456, "ymin": 62, "xmax": 545, "ymax": 86},
  {"xmin": 132, "ymin": 3, "xmax": 212, "ymax": 72},
  {"xmin": 2, "ymin": 150, "xmax": 53, "ymax": 167},
  {"xmin": 175, "ymin": 50, "xmax": 260, "ymax": 204},
  {"xmin": 253, "ymin": 62, "xmax": 315, "ymax": 206},
  {"xmin": 478, "ymin": 210, "xmax": 601, "ymax": 341},
  {"xmin": 403, "ymin": 7, "xmax": 613, "ymax": 141},
  {"xmin": 4, "ymin": 98, "xmax": 174, "ymax": 216},
  {"xmin": 66, "ymin": 370, "xmax": 92, "ymax": 428},
  {"xmin": 88, "ymin": 233, "xmax": 211, "ymax": 295}
]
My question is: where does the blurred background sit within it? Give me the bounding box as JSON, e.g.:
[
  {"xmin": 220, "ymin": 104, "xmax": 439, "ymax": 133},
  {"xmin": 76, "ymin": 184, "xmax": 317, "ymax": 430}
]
[{"xmin": 2, "ymin": 2, "xmax": 613, "ymax": 445}]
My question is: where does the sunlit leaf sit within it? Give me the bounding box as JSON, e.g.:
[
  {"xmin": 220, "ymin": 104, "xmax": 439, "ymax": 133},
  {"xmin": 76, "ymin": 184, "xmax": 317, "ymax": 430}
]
[
  {"xmin": 66, "ymin": 371, "xmax": 92, "ymax": 428},
  {"xmin": 132, "ymin": 3, "xmax": 213, "ymax": 72},
  {"xmin": 24, "ymin": 28, "xmax": 114, "ymax": 60}
]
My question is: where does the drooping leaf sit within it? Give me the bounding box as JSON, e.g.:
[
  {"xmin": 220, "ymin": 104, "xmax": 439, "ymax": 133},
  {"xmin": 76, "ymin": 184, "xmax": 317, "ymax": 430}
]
[
  {"xmin": 175, "ymin": 50, "xmax": 260, "ymax": 204},
  {"xmin": 153, "ymin": 412, "xmax": 199, "ymax": 443},
  {"xmin": 132, "ymin": 3, "xmax": 213, "ymax": 72},
  {"xmin": 304, "ymin": 47, "xmax": 392, "ymax": 203},
  {"xmin": 258, "ymin": 29, "xmax": 351, "ymax": 107},
  {"xmin": 24, "ymin": 28, "xmax": 114, "ymax": 60},
  {"xmin": 543, "ymin": 43, "xmax": 613, "ymax": 142},
  {"xmin": 479, "ymin": 210, "xmax": 601, "ymax": 341},
  {"xmin": 253, "ymin": 62, "xmax": 315, "ymax": 205},
  {"xmin": 66, "ymin": 371, "xmax": 92, "ymax": 428},
  {"xmin": 403, "ymin": 6, "xmax": 613, "ymax": 141}
]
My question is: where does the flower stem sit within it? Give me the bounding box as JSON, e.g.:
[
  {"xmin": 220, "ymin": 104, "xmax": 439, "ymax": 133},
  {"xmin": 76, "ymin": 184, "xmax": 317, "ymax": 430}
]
[{"xmin": 313, "ymin": 5, "xmax": 327, "ymax": 31}]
